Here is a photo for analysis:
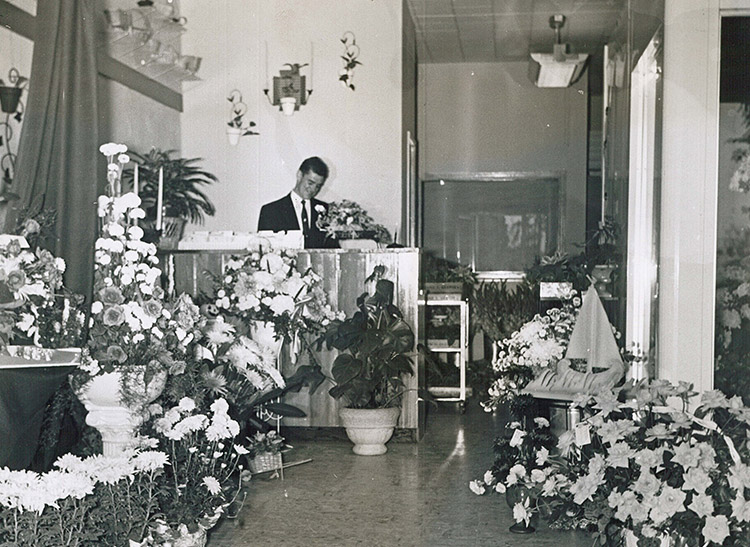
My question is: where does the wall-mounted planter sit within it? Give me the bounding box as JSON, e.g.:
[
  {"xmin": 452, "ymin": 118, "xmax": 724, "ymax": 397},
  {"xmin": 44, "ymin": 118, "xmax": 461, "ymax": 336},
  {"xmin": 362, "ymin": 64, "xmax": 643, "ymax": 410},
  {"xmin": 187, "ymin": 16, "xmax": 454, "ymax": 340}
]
[
  {"xmin": 0, "ymin": 87, "xmax": 22, "ymax": 114},
  {"xmin": 280, "ymin": 97, "xmax": 296, "ymax": 116}
]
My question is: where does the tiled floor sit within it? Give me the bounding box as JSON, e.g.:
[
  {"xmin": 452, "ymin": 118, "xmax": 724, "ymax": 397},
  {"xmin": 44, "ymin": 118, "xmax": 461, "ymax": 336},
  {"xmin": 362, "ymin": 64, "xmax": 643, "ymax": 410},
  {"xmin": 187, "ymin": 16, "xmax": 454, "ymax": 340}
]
[{"xmin": 209, "ymin": 402, "xmax": 593, "ymax": 546}]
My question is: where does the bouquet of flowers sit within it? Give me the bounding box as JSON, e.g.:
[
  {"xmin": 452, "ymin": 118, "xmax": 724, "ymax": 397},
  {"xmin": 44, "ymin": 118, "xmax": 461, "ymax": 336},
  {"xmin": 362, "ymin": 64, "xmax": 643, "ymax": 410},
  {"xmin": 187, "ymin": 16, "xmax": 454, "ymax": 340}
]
[
  {"xmin": 482, "ymin": 299, "xmax": 580, "ymax": 411},
  {"xmin": 212, "ymin": 246, "xmax": 339, "ymax": 344},
  {"xmin": 315, "ymin": 199, "xmax": 391, "ymax": 243},
  {"xmin": 149, "ymin": 396, "xmax": 247, "ymax": 539},
  {"xmin": 246, "ymin": 430, "xmax": 286, "ymax": 458},
  {"xmin": 531, "ymin": 381, "xmax": 750, "ymax": 546},
  {"xmin": 0, "ymin": 237, "xmax": 69, "ymax": 350},
  {"xmin": 70, "ymin": 144, "xmax": 198, "ymax": 406},
  {"xmin": 0, "ymin": 450, "xmax": 168, "ymax": 546}
]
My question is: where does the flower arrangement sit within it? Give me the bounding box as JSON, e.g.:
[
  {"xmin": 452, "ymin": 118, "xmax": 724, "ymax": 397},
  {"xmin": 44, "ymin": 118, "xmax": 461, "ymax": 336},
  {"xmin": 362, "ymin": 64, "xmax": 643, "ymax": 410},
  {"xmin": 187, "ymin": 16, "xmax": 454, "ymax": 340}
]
[
  {"xmin": 715, "ymin": 224, "xmax": 750, "ymax": 402},
  {"xmin": 470, "ymin": 415, "xmax": 557, "ymax": 496},
  {"xmin": 70, "ymin": 144, "xmax": 198, "ymax": 405},
  {"xmin": 476, "ymin": 380, "xmax": 750, "ymax": 546},
  {"xmin": 315, "ymin": 199, "xmax": 391, "ymax": 243},
  {"xmin": 0, "ymin": 450, "xmax": 168, "ymax": 546},
  {"xmin": 149, "ymin": 396, "xmax": 247, "ymax": 539},
  {"xmin": 0, "ymin": 238, "xmax": 68, "ymax": 349},
  {"xmin": 246, "ymin": 430, "xmax": 285, "ymax": 458},
  {"xmin": 211, "ymin": 246, "xmax": 339, "ymax": 344},
  {"xmin": 482, "ymin": 299, "xmax": 580, "ymax": 411}
]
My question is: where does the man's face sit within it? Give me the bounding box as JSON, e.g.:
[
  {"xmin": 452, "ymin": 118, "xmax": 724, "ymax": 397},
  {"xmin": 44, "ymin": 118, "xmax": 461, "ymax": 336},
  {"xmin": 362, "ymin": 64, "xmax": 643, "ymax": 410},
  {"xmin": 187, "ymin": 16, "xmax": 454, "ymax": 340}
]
[{"xmin": 294, "ymin": 170, "xmax": 326, "ymax": 200}]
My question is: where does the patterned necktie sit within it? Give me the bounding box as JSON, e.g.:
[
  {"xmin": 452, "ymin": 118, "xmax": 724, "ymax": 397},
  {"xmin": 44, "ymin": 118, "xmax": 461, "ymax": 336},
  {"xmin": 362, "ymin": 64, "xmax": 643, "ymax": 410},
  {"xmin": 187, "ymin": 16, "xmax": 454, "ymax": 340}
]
[{"xmin": 300, "ymin": 200, "xmax": 309, "ymax": 233}]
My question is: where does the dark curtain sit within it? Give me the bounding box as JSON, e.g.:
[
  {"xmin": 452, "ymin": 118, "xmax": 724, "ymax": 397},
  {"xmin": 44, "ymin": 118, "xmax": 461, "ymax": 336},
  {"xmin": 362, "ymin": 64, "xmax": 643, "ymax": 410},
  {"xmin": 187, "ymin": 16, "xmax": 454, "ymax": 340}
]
[{"xmin": 8, "ymin": 0, "xmax": 98, "ymax": 300}]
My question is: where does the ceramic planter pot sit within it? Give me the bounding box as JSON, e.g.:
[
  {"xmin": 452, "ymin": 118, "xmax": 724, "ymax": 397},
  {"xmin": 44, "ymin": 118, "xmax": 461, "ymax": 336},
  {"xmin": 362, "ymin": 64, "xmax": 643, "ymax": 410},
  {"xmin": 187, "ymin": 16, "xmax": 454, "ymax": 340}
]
[
  {"xmin": 339, "ymin": 407, "xmax": 400, "ymax": 455},
  {"xmin": 280, "ymin": 97, "xmax": 296, "ymax": 115},
  {"xmin": 0, "ymin": 86, "xmax": 22, "ymax": 113},
  {"xmin": 226, "ymin": 127, "xmax": 242, "ymax": 145}
]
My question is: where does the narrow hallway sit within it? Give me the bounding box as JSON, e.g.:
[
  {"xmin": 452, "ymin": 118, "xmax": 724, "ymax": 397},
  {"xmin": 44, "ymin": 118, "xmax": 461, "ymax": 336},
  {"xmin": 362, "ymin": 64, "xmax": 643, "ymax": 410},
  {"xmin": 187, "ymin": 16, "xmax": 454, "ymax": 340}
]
[{"xmin": 209, "ymin": 403, "xmax": 593, "ymax": 546}]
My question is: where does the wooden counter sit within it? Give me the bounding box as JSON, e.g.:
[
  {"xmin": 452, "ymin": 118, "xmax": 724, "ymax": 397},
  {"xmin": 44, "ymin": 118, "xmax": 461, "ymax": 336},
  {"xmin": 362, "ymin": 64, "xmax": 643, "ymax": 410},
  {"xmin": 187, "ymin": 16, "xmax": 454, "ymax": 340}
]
[{"xmin": 161, "ymin": 247, "xmax": 425, "ymax": 438}]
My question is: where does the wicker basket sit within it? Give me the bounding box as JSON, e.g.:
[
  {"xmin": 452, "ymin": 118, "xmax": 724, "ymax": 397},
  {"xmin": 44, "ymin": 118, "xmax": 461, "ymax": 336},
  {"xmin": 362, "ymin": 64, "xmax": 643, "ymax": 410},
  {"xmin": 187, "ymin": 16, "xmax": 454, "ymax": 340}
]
[{"xmin": 248, "ymin": 452, "xmax": 283, "ymax": 474}]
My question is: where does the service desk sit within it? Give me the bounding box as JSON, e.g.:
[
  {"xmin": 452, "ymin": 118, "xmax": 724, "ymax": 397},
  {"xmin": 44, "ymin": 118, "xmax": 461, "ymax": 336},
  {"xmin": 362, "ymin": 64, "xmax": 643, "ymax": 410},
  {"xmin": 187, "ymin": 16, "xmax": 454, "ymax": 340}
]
[{"xmin": 162, "ymin": 247, "xmax": 425, "ymax": 439}]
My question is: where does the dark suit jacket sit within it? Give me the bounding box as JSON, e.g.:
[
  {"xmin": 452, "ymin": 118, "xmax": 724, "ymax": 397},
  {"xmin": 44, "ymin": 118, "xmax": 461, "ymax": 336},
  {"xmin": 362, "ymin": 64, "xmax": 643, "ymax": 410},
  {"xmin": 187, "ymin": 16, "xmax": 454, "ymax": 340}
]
[{"xmin": 257, "ymin": 193, "xmax": 338, "ymax": 249}]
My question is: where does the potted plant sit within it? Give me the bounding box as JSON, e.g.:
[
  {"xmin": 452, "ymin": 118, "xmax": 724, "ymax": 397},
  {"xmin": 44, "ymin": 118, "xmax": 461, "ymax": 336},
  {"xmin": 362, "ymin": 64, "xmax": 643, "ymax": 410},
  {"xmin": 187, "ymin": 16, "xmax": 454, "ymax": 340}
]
[
  {"xmin": 122, "ymin": 148, "xmax": 218, "ymax": 247},
  {"xmin": 315, "ymin": 199, "xmax": 391, "ymax": 248},
  {"xmin": 316, "ymin": 271, "xmax": 415, "ymax": 455},
  {"xmin": 0, "ymin": 68, "xmax": 27, "ymax": 114},
  {"xmin": 226, "ymin": 90, "xmax": 258, "ymax": 145},
  {"xmin": 584, "ymin": 217, "xmax": 621, "ymax": 298},
  {"xmin": 278, "ymin": 63, "xmax": 308, "ymax": 111},
  {"xmin": 245, "ymin": 430, "xmax": 287, "ymax": 474}
]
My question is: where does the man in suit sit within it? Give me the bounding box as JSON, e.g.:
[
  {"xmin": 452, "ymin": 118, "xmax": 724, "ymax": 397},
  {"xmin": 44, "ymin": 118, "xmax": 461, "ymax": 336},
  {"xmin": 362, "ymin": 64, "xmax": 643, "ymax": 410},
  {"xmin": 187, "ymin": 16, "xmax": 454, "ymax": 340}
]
[{"xmin": 257, "ymin": 156, "xmax": 338, "ymax": 249}]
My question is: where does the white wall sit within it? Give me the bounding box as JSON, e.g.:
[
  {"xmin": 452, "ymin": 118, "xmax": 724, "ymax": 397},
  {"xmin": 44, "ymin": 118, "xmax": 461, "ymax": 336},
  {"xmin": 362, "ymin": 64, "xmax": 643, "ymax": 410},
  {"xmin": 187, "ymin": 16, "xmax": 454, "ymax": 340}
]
[
  {"xmin": 417, "ymin": 62, "xmax": 588, "ymax": 249},
  {"xmin": 180, "ymin": 0, "xmax": 406, "ymax": 236},
  {"xmin": 1, "ymin": 0, "xmax": 35, "ymax": 193}
]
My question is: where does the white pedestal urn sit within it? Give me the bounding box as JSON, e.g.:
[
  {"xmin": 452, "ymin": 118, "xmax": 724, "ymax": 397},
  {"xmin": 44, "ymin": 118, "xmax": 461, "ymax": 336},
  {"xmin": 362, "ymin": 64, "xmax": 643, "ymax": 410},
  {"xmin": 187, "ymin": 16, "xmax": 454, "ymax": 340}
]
[
  {"xmin": 339, "ymin": 407, "xmax": 401, "ymax": 456},
  {"xmin": 76, "ymin": 368, "xmax": 167, "ymax": 456}
]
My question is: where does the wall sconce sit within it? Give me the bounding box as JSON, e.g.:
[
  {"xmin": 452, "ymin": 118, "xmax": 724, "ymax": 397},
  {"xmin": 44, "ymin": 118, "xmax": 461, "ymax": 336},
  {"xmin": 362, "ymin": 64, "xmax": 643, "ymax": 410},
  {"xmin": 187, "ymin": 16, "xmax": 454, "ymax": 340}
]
[
  {"xmin": 264, "ymin": 63, "xmax": 313, "ymax": 115},
  {"xmin": 226, "ymin": 90, "xmax": 258, "ymax": 145},
  {"xmin": 263, "ymin": 42, "xmax": 314, "ymax": 116}
]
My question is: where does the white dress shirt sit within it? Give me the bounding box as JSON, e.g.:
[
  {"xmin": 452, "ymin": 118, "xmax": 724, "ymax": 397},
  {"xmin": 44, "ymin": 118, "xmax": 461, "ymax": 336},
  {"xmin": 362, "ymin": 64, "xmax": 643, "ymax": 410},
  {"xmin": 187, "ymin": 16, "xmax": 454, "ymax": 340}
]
[{"xmin": 290, "ymin": 191, "xmax": 310, "ymax": 231}]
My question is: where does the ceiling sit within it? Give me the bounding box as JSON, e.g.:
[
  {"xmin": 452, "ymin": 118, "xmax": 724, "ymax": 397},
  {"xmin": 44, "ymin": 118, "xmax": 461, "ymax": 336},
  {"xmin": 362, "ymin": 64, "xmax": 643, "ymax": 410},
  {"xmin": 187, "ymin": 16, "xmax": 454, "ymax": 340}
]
[{"xmin": 406, "ymin": 0, "xmax": 627, "ymax": 63}]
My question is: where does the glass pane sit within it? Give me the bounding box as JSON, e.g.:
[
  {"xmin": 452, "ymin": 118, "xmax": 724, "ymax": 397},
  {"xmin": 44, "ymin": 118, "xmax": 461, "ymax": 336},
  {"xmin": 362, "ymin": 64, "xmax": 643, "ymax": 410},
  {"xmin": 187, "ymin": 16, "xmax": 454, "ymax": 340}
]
[
  {"xmin": 422, "ymin": 177, "xmax": 560, "ymax": 272},
  {"xmin": 715, "ymin": 16, "xmax": 750, "ymax": 402}
]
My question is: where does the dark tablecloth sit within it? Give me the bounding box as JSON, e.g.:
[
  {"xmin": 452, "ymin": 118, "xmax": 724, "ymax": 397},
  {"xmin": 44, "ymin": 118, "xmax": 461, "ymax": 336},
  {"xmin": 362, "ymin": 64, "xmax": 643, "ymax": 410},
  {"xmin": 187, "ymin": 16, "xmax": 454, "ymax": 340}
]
[{"xmin": 0, "ymin": 367, "xmax": 75, "ymax": 469}]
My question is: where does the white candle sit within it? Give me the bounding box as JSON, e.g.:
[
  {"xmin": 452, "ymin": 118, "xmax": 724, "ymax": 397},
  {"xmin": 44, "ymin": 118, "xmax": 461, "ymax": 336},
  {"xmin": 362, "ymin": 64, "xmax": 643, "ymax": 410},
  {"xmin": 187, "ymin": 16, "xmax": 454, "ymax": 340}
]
[
  {"xmin": 133, "ymin": 164, "xmax": 139, "ymax": 197},
  {"xmin": 156, "ymin": 167, "xmax": 164, "ymax": 231},
  {"xmin": 264, "ymin": 41, "xmax": 269, "ymax": 90},
  {"xmin": 309, "ymin": 41, "xmax": 313, "ymax": 89}
]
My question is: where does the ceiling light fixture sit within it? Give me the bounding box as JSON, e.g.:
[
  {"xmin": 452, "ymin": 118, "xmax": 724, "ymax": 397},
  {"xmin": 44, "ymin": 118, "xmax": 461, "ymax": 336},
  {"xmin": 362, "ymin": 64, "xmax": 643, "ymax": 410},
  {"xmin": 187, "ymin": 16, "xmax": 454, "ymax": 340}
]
[{"xmin": 528, "ymin": 14, "xmax": 589, "ymax": 88}]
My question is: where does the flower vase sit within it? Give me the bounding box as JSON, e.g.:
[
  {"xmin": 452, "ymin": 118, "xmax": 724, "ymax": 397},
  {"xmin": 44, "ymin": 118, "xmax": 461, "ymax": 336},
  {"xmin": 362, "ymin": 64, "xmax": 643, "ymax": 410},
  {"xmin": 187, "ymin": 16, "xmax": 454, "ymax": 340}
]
[
  {"xmin": 75, "ymin": 368, "xmax": 167, "ymax": 456},
  {"xmin": 505, "ymin": 485, "xmax": 536, "ymax": 534},
  {"xmin": 249, "ymin": 320, "xmax": 283, "ymax": 364}
]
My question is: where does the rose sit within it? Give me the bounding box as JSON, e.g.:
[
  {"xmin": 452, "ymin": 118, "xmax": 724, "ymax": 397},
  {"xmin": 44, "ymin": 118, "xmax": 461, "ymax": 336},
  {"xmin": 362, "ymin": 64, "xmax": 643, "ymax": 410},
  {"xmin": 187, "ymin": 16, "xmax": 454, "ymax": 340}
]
[
  {"xmin": 106, "ymin": 344, "xmax": 128, "ymax": 363},
  {"xmin": 102, "ymin": 305, "xmax": 125, "ymax": 326},
  {"xmin": 100, "ymin": 286, "xmax": 125, "ymax": 305},
  {"xmin": 6, "ymin": 270, "xmax": 26, "ymax": 291}
]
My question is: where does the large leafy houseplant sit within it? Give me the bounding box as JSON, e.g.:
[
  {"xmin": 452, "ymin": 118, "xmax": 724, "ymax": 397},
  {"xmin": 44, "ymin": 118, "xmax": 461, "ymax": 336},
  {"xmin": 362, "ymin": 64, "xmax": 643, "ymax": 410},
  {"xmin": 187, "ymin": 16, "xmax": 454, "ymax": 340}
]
[{"xmin": 317, "ymin": 273, "xmax": 415, "ymax": 409}]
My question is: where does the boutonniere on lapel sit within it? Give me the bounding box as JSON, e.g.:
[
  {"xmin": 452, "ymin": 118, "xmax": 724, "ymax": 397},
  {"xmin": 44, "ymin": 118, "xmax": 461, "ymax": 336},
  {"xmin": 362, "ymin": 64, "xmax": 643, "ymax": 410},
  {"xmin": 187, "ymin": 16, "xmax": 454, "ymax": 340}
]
[{"xmin": 314, "ymin": 204, "xmax": 326, "ymax": 214}]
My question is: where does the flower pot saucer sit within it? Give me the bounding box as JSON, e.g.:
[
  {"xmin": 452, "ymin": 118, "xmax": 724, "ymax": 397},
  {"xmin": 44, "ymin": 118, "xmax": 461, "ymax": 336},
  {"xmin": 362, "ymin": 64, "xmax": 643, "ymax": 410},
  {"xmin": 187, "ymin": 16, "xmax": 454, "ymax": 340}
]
[{"xmin": 509, "ymin": 523, "xmax": 535, "ymax": 534}]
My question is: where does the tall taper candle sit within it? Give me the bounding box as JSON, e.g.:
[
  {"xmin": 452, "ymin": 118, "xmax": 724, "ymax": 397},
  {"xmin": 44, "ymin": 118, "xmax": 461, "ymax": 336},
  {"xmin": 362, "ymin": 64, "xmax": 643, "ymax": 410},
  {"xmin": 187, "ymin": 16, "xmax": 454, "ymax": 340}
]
[
  {"xmin": 309, "ymin": 41, "xmax": 313, "ymax": 89},
  {"xmin": 156, "ymin": 167, "xmax": 164, "ymax": 231},
  {"xmin": 133, "ymin": 164, "xmax": 139, "ymax": 197},
  {"xmin": 264, "ymin": 40, "xmax": 269, "ymax": 90}
]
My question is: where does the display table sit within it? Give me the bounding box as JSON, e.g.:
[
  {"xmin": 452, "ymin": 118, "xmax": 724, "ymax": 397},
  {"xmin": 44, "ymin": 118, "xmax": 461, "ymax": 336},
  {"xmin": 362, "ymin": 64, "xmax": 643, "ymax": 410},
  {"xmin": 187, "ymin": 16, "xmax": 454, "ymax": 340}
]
[
  {"xmin": 161, "ymin": 247, "xmax": 425, "ymax": 439},
  {"xmin": 0, "ymin": 349, "xmax": 80, "ymax": 469}
]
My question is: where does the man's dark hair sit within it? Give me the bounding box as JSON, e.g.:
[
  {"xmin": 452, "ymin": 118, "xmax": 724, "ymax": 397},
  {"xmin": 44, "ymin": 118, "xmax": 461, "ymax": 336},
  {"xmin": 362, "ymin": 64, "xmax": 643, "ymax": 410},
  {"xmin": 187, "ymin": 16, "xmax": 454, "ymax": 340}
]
[{"xmin": 299, "ymin": 156, "xmax": 329, "ymax": 179}]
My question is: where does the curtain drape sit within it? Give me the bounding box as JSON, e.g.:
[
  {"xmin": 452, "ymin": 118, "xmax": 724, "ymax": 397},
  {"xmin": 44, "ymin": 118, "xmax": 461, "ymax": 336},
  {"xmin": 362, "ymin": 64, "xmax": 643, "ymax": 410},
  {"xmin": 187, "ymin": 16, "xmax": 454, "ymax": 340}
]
[{"xmin": 8, "ymin": 0, "xmax": 98, "ymax": 300}]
